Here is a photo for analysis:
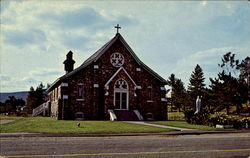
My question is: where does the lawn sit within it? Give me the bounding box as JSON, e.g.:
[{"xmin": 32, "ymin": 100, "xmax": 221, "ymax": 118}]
[
  {"xmin": 0, "ymin": 117, "xmax": 174, "ymax": 134},
  {"xmin": 168, "ymin": 112, "xmax": 185, "ymax": 120},
  {"xmin": 149, "ymin": 121, "xmax": 234, "ymax": 131}
]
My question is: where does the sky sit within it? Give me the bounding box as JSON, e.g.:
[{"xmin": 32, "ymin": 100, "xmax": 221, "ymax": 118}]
[{"xmin": 0, "ymin": 0, "xmax": 250, "ymax": 92}]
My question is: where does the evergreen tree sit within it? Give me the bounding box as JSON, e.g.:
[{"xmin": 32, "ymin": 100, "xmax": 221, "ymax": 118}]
[
  {"xmin": 167, "ymin": 74, "xmax": 186, "ymax": 112},
  {"xmin": 36, "ymin": 83, "xmax": 45, "ymax": 106},
  {"xmin": 237, "ymin": 56, "xmax": 250, "ymax": 114},
  {"xmin": 4, "ymin": 96, "xmax": 25, "ymax": 112},
  {"xmin": 26, "ymin": 86, "xmax": 36, "ymax": 112},
  {"xmin": 188, "ymin": 64, "xmax": 206, "ymax": 99},
  {"xmin": 210, "ymin": 52, "xmax": 248, "ymax": 115},
  {"xmin": 26, "ymin": 83, "xmax": 46, "ymax": 113}
]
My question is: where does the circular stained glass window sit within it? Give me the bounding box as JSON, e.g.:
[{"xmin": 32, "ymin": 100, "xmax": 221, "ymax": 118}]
[{"xmin": 110, "ymin": 52, "xmax": 124, "ymax": 67}]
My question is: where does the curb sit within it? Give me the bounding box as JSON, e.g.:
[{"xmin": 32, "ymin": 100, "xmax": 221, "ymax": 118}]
[{"xmin": 1, "ymin": 130, "xmax": 248, "ymax": 138}]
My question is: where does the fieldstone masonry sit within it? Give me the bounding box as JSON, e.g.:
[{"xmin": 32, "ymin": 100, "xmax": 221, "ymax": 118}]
[{"xmin": 47, "ymin": 33, "xmax": 168, "ymax": 121}]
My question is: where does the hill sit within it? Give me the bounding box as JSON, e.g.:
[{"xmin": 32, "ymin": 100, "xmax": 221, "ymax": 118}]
[{"xmin": 0, "ymin": 91, "xmax": 29, "ymax": 103}]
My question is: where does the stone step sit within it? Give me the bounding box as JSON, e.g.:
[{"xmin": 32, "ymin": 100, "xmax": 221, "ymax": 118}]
[{"xmin": 114, "ymin": 110, "xmax": 139, "ymax": 121}]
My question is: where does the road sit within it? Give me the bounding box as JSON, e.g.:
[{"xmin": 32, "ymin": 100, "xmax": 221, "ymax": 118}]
[{"xmin": 1, "ymin": 133, "xmax": 250, "ymax": 158}]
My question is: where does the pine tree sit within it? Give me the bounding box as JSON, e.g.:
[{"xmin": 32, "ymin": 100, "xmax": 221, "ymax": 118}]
[
  {"xmin": 26, "ymin": 83, "xmax": 46, "ymax": 113},
  {"xmin": 188, "ymin": 64, "xmax": 206, "ymax": 99},
  {"xmin": 209, "ymin": 52, "xmax": 248, "ymax": 115},
  {"xmin": 167, "ymin": 74, "xmax": 186, "ymax": 112},
  {"xmin": 26, "ymin": 86, "xmax": 36, "ymax": 112}
]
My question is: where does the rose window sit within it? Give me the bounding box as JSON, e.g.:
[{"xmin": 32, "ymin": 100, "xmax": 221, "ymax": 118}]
[{"xmin": 110, "ymin": 52, "xmax": 124, "ymax": 67}]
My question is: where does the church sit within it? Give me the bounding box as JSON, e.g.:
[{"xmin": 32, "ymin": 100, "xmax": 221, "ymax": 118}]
[{"xmin": 46, "ymin": 26, "xmax": 168, "ymax": 121}]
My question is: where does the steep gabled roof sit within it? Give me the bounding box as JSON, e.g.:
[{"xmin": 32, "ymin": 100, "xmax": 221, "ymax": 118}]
[{"xmin": 47, "ymin": 33, "xmax": 167, "ymax": 92}]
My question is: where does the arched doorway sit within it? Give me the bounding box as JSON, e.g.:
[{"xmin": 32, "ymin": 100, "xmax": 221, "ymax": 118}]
[{"xmin": 114, "ymin": 79, "xmax": 129, "ymax": 110}]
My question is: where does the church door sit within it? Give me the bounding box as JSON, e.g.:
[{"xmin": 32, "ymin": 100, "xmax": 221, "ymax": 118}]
[{"xmin": 114, "ymin": 79, "xmax": 129, "ymax": 110}]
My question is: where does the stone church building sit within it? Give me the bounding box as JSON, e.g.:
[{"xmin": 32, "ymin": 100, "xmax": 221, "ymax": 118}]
[{"xmin": 46, "ymin": 31, "xmax": 168, "ymax": 121}]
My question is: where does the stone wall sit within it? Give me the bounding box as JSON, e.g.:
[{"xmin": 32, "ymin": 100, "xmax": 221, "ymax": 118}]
[{"xmin": 49, "ymin": 38, "xmax": 167, "ymax": 120}]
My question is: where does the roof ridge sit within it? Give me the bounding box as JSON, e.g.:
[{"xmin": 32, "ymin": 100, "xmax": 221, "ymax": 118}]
[
  {"xmin": 47, "ymin": 33, "xmax": 166, "ymax": 92},
  {"xmin": 81, "ymin": 34, "xmax": 119, "ymax": 66}
]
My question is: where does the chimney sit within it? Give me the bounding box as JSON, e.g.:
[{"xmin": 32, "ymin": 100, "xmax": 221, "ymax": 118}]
[{"xmin": 63, "ymin": 51, "xmax": 75, "ymax": 74}]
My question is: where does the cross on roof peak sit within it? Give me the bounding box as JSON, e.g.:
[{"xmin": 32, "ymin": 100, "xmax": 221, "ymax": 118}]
[{"xmin": 114, "ymin": 24, "xmax": 121, "ymax": 34}]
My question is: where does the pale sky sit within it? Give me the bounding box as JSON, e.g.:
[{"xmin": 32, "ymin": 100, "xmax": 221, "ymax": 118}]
[{"xmin": 1, "ymin": 0, "xmax": 250, "ymax": 92}]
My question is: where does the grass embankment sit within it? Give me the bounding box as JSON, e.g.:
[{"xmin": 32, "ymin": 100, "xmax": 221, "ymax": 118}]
[
  {"xmin": 0, "ymin": 117, "xmax": 173, "ymax": 134},
  {"xmin": 149, "ymin": 121, "xmax": 234, "ymax": 131}
]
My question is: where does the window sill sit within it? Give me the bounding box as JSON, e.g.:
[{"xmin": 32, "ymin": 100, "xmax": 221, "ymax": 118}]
[{"xmin": 76, "ymin": 99, "xmax": 84, "ymax": 101}]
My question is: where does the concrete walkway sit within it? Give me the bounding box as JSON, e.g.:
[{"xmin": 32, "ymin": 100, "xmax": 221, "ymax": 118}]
[
  {"xmin": 124, "ymin": 121, "xmax": 195, "ymax": 131},
  {"xmin": 0, "ymin": 120, "xmax": 14, "ymax": 125}
]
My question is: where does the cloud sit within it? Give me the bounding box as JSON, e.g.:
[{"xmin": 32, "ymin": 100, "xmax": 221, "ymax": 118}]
[
  {"xmin": 29, "ymin": 69, "xmax": 61, "ymax": 77},
  {"xmin": 0, "ymin": 76, "xmax": 41, "ymax": 92},
  {"xmin": 0, "ymin": 75, "xmax": 11, "ymax": 81},
  {"xmin": 3, "ymin": 29, "xmax": 47, "ymax": 47},
  {"xmin": 1, "ymin": 0, "xmax": 250, "ymax": 93},
  {"xmin": 171, "ymin": 45, "xmax": 249, "ymax": 88},
  {"xmin": 201, "ymin": 1, "xmax": 207, "ymax": 6}
]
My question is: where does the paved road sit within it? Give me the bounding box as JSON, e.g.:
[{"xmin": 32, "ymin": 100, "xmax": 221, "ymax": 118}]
[{"xmin": 1, "ymin": 133, "xmax": 250, "ymax": 158}]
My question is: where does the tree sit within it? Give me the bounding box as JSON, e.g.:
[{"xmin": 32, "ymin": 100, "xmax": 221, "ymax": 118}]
[
  {"xmin": 237, "ymin": 56, "xmax": 250, "ymax": 114},
  {"xmin": 26, "ymin": 83, "xmax": 46, "ymax": 113},
  {"xmin": 36, "ymin": 83, "xmax": 45, "ymax": 106},
  {"xmin": 26, "ymin": 86, "xmax": 36, "ymax": 111},
  {"xmin": 4, "ymin": 96, "xmax": 25, "ymax": 112},
  {"xmin": 187, "ymin": 64, "xmax": 206, "ymax": 108},
  {"xmin": 167, "ymin": 74, "xmax": 186, "ymax": 112},
  {"xmin": 210, "ymin": 52, "xmax": 248, "ymax": 115}
]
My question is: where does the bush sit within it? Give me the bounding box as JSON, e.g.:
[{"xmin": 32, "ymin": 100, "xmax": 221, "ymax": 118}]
[
  {"xmin": 15, "ymin": 111, "xmax": 29, "ymax": 117},
  {"xmin": 184, "ymin": 109, "xmax": 211, "ymax": 125},
  {"xmin": 210, "ymin": 114, "xmax": 250, "ymax": 129}
]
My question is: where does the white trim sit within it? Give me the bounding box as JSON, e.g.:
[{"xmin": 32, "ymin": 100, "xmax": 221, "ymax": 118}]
[
  {"xmin": 114, "ymin": 91, "xmax": 129, "ymax": 110},
  {"xmin": 136, "ymin": 86, "xmax": 142, "ymax": 89},
  {"xmin": 136, "ymin": 68, "xmax": 141, "ymax": 72},
  {"xmin": 133, "ymin": 110, "xmax": 143, "ymax": 120},
  {"xmin": 146, "ymin": 100, "xmax": 153, "ymax": 103},
  {"xmin": 94, "ymin": 65, "xmax": 99, "ymax": 69},
  {"xmin": 94, "ymin": 84, "xmax": 99, "ymax": 88},
  {"xmin": 63, "ymin": 95, "xmax": 68, "ymax": 99},
  {"xmin": 161, "ymin": 98, "xmax": 167, "ymax": 102},
  {"xmin": 61, "ymin": 83, "xmax": 68, "ymax": 87},
  {"xmin": 160, "ymin": 87, "xmax": 166, "ymax": 91},
  {"xmin": 104, "ymin": 67, "xmax": 137, "ymax": 87},
  {"xmin": 105, "ymin": 92, "xmax": 109, "ymax": 96},
  {"xmin": 76, "ymin": 99, "xmax": 84, "ymax": 101},
  {"xmin": 108, "ymin": 109, "xmax": 117, "ymax": 121}
]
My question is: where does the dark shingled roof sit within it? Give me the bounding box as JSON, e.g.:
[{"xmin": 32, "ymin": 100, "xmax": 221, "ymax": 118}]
[{"xmin": 47, "ymin": 33, "xmax": 167, "ymax": 92}]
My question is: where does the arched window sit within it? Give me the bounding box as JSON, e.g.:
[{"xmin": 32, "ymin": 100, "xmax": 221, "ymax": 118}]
[
  {"xmin": 114, "ymin": 79, "xmax": 129, "ymax": 110},
  {"xmin": 114, "ymin": 79, "xmax": 128, "ymax": 90}
]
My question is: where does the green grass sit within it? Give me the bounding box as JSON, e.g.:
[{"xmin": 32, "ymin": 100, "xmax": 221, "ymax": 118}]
[
  {"xmin": 168, "ymin": 112, "xmax": 185, "ymax": 120},
  {"xmin": 0, "ymin": 117, "xmax": 174, "ymax": 134},
  {"xmin": 149, "ymin": 121, "xmax": 234, "ymax": 131}
]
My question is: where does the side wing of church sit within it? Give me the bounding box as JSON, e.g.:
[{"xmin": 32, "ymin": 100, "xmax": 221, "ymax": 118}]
[{"xmin": 46, "ymin": 33, "xmax": 168, "ymax": 121}]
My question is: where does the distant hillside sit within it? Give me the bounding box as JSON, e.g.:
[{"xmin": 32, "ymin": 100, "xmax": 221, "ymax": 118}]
[{"xmin": 0, "ymin": 91, "xmax": 29, "ymax": 103}]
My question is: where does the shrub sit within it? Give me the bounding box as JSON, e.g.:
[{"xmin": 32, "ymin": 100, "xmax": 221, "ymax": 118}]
[
  {"xmin": 210, "ymin": 114, "xmax": 250, "ymax": 129},
  {"xmin": 184, "ymin": 109, "xmax": 211, "ymax": 125}
]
